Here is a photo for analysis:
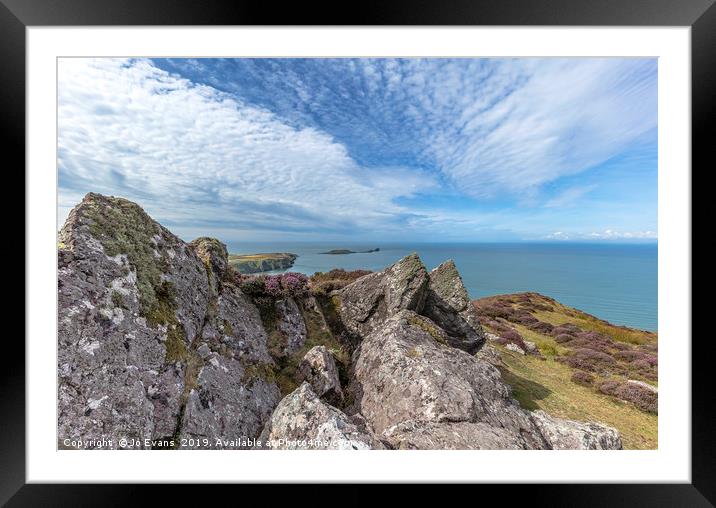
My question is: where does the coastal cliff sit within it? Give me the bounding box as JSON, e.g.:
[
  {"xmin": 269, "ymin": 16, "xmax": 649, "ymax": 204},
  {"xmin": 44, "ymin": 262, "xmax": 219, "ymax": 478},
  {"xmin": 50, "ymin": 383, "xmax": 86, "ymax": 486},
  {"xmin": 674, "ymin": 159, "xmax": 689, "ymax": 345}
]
[
  {"xmin": 228, "ymin": 253, "xmax": 297, "ymax": 274},
  {"xmin": 58, "ymin": 193, "xmax": 625, "ymax": 450}
]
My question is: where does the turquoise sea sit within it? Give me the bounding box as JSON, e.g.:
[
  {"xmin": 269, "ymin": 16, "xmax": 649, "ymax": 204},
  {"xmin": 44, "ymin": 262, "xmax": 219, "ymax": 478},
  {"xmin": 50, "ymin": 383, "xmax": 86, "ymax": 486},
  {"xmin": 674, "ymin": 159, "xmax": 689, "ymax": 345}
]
[{"xmin": 226, "ymin": 242, "xmax": 658, "ymax": 332}]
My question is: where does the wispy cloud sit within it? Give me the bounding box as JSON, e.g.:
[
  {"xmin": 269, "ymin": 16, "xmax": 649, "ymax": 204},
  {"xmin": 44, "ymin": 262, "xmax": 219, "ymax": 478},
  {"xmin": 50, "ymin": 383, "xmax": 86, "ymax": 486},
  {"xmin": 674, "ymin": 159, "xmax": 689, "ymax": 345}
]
[
  {"xmin": 547, "ymin": 229, "xmax": 657, "ymax": 241},
  {"xmin": 58, "ymin": 58, "xmax": 439, "ymax": 240},
  {"xmin": 58, "ymin": 57, "xmax": 658, "ymax": 242}
]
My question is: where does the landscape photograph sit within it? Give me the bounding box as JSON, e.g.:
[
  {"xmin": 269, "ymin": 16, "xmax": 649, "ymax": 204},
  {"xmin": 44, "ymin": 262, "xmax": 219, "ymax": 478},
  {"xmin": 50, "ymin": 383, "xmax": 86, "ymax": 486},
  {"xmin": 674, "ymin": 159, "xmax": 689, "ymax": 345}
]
[{"xmin": 57, "ymin": 57, "xmax": 657, "ymax": 450}]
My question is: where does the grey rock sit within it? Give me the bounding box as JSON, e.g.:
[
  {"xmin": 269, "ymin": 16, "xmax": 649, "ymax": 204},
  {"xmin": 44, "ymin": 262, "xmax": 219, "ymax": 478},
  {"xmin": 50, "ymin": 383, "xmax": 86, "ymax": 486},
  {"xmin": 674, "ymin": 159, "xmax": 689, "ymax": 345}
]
[
  {"xmin": 259, "ymin": 383, "xmax": 383, "ymax": 449},
  {"xmin": 338, "ymin": 253, "xmax": 428, "ymax": 337},
  {"xmin": 275, "ymin": 298, "xmax": 307, "ymax": 356},
  {"xmin": 423, "ymin": 260, "xmax": 486, "ymax": 353},
  {"xmin": 58, "ymin": 193, "xmax": 209, "ymax": 448},
  {"xmin": 381, "ymin": 420, "xmax": 525, "ymax": 450},
  {"xmin": 213, "ymin": 283, "xmax": 273, "ymax": 363},
  {"xmin": 531, "ymin": 410, "xmax": 623, "ymax": 450},
  {"xmin": 523, "ymin": 340, "xmax": 539, "ymax": 355},
  {"xmin": 505, "ymin": 343, "xmax": 525, "ymax": 355},
  {"xmin": 351, "ymin": 310, "xmax": 622, "ymax": 450},
  {"xmin": 351, "ymin": 310, "xmax": 548, "ymax": 449},
  {"xmin": 181, "ymin": 353, "xmax": 280, "ymax": 449},
  {"xmin": 475, "ymin": 342, "xmax": 504, "ymax": 366},
  {"xmin": 297, "ymin": 346, "xmax": 343, "ymax": 405},
  {"xmin": 57, "ymin": 193, "xmax": 280, "ymax": 449},
  {"xmin": 188, "ymin": 237, "xmax": 229, "ymax": 291}
]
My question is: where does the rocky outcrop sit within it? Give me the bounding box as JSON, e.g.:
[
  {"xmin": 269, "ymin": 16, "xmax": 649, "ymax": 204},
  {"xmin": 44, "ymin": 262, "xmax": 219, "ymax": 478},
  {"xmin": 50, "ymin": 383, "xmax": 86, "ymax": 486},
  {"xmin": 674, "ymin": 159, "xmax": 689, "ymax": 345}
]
[
  {"xmin": 258, "ymin": 383, "xmax": 383, "ymax": 450},
  {"xmin": 57, "ymin": 193, "xmax": 279, "ymax": 449},
  {"xmin": 350, "ymin": 310, "xmax": 550, "ymax": 449},
  {"xmin": 58, "ymin": 194, "xmax": 623, "ymax": 451},
  {"xmin": 423, "ymin": 260, "xmax": 486, "ymax": 354},
  {"xmin": 349, "ymin": 309, "xmax": 621, "ymax": 450},
  {"xmin": 531, "ymin": 410, "xmax": 622, "ymax": 450},
  {"xmin": 189, "ymin": 237, "xmax": 229, "ymax": 291},
  {"xmin": 297, "ymin": 346, "xmax": 343, "ymax": 406},
  {"xmin": 337, "ymin": 253, "xmax": 428, "ymax": 337}
]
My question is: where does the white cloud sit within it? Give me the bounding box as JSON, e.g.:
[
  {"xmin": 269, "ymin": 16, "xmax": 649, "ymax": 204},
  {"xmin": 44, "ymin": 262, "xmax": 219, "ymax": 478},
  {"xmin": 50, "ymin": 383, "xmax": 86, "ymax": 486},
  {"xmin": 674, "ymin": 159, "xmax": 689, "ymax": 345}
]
[
  {"xmin": 547, "ymin": 229, "xmax": 657, "ymax": 241},
  {"xmin": 352, "ymin": 58, "xmax": 657, "ymax": 197},
  {"xmin": 544, "ymin": 185, "xmax": 596, "ymax": 208},
  {"xmin": 57, "ymin": 58, "xmax": 438, "ymax": 239}
]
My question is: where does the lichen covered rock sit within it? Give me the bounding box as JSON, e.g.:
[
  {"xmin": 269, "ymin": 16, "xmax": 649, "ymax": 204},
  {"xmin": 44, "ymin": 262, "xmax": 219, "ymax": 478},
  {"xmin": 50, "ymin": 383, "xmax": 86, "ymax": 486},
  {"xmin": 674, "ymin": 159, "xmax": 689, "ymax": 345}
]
[
  {"xmin": 181, "ymin": 352, "xmax": 280, "ymax": 448},
  {"xmin": 58, "ymin": 194, "xmax": 624, "ymax": 451},
  {"xmin": 350, "ymin": 310, "xmax": 549, "ymax": 449},
  {"xmin": 189, "ymin": 236, "xmax": 229, "ymax": 291},
  {"xmin": 530, "ymin": 410, "xmax": 622, "ymax": 450},
  {"xmin": 297, "ymin": 346, "xmax": 343, "ymax": 406},
  {"xmin": 423, "ymin": 260, "xmax": 486, "ymax": 354},
  {"xmin": 57, "ymin": 193, "xmax": 280, "ymax": 448},
  {"xmin": 338, "ymin": 253, "xmax": 428, "ymax": 337},
  {"xmin": 275, "ymin": 298, "xmax": 307, "ymax": 355},
  {"xmin": 258, "ymin": 383, "xmax": 382, "ymax": 450}
]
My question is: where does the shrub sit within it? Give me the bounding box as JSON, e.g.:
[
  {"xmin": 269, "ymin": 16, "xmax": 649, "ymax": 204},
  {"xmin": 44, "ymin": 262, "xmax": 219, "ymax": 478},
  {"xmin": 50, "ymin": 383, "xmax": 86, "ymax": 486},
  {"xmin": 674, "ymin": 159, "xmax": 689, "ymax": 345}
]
[
  {"xmin": 224, "ymin": 266, "xmax": 245, "ymax": 286},
  {"xmin": 597, "ymin": 379, "xmax": 621, "ymax": 395},
  {"xmin": 563, "ymin": 348, "xmax": 616, "ymax": 373},
  {"xmin": 281, "ymin": 272, "xmax": 309, "ymax": 297},
  {"xmin": 239, "ymin": 272, "xmax": 309, "ymax": 299},
  {"xmin": 555, "ymin": 333, "xmax": 575, "ymax": 343},
  {"xmin": 571, "ymin": 370, "xmax": 595, "ymax": 386},
  {"xmin": 551, "ymin": 323, "xmax": 582, "ymax": 336},
  {"xmin": 527, "ymin": 320, "xmax": 554, "ymax": 334},
  {"xmin": 598, "ymin": 379, "xmax": 657, "ymax": 413},
  {"xmin": 513, "ymin": 312, "xmax": 539, "ymax": 325},
  {"xmin": 239, "ymin": 275, "xmax": 267, "ymax": 296},
  {"xmin": 496, "ymin": 329, "xmax": 528, "ymax": 351},
  {"xmin": 615, "ymin": 350, "xmax": 645, "ymax": 362}
]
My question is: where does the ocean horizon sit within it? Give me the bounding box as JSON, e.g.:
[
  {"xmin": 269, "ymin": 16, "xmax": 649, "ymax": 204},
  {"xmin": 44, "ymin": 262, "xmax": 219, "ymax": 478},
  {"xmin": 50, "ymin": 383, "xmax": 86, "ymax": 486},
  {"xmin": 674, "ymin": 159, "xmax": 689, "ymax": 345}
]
[{"xmin": 225, "ymin": 241, "xmax": 658, "ymax": 332}]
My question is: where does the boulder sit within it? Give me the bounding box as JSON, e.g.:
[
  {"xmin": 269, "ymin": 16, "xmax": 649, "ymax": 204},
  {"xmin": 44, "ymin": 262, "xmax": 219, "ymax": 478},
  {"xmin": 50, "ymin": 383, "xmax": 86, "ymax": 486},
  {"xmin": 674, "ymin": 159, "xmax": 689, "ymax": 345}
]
[
  {"xmin": 351, "ymin": 310, "xmax": 622, "ymax": 450},
  {"xmin": 381, "ymin": 421, "xmax": 525, "ymax": 450},
  {"xmin": 422, "ymin": 260, "xmax": 486, "ymax": 353},
  {"xmin": 297, "ymin": 346, "xmax": 343, "ymax": 405},
  {"xmin": 275, "ymin": 298, "xmax": 307, "ymax": 355},
  {"xmin": 58, "ymin": 194, "xmax": 209, "ymax": 447},
  {"xmin": 523, "ymin": 340, "xmax": 539, "ymax": 355},
  {"xmin": 57, "ymin": 193, "xmax": 280, "ymax": 448},
  {"xmin": 258, "ymin": 383, "xmax": 383, "ymax": 450},
  {"xmin": 338, "ymin": 253, "xmax": 428, "ymax": 337},
  {"xmin": 188, "ymin": 237, "xmax": 229, "ymax": 290},
  {"xmin": 181, "ymin": 352, "xmax": 280, "ymax": 449},
  {"xmin": 531, "ymin": 410, "xmax": 623, "ymax": 450},
  {"xmin": 505, "ymin": 343, "xmax": 525, "ymax": 355},
  {"xmin": 351, "ymin": 310, "xmax": 549, "ymax": 449}
]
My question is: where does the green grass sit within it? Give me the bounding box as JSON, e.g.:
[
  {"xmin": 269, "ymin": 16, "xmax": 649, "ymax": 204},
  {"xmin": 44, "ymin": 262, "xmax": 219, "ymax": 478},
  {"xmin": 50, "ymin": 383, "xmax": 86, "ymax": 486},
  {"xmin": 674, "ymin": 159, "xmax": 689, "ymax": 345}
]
[
  {"xmin": 477, "ymin": 292, "xmax": 658, "ymax": 449},
  {"xmin": 496, "ymin": 344, "xmax": 657, "ymax": 449}
]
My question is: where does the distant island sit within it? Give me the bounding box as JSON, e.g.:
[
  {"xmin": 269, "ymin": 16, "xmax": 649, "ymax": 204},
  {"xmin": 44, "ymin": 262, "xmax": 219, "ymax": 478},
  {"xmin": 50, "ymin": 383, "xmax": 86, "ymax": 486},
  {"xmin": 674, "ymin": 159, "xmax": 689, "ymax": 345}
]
[
  {"xmin": 320, "ymin": 248, "xmax": 380, "ymax": 255},
  {"xmin": 228, "ymin": 252, "xmax": 297, "ymax": 273}
]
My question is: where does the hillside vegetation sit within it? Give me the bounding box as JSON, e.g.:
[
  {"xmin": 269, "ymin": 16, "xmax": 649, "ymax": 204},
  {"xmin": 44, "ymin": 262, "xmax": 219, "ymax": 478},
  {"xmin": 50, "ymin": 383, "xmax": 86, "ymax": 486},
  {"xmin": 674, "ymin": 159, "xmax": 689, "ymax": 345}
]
[{"xmin": 474, "ymin": 292, "xmax": 658, "ymax": 449}]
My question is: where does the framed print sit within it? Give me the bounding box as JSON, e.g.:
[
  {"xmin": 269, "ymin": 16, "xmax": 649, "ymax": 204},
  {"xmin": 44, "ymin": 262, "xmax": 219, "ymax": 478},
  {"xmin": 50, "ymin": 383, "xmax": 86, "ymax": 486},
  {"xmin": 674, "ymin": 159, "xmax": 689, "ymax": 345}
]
[{"xmin": 7, "ymin": 0, "xmax": 712, "ymax": 503}]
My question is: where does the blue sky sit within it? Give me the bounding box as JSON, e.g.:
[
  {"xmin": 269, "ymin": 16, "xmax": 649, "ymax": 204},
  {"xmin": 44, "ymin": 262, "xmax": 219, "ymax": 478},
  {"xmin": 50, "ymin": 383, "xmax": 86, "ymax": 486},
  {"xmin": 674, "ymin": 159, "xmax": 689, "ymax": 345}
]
[{"xmin": 58, "ymin": 58, "xmax": 657, "ymax": 243}]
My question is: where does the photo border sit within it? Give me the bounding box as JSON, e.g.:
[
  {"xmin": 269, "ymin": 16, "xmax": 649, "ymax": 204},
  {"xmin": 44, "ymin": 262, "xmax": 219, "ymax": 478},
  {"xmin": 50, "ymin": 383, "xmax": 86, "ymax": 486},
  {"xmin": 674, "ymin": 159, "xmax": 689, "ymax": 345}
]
[{"xmin": 7, "ymin": 0, "xmax": 711, "ymax": 503}]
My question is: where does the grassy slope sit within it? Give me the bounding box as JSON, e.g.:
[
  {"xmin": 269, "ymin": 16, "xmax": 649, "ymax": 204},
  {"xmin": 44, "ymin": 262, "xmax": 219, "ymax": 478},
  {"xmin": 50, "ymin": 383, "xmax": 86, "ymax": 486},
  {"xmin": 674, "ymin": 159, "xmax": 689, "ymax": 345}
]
[{"xmin": 475, "ymin": 293, "xmax": 657, "ymax": 449}]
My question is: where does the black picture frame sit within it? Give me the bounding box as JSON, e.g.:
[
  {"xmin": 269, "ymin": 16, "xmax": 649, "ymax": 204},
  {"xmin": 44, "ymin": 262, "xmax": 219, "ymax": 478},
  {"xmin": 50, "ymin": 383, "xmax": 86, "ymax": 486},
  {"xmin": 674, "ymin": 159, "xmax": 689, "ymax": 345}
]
[{"xmin": 6, "ymin": 0, "xmax": 711, "ymax": 503}]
